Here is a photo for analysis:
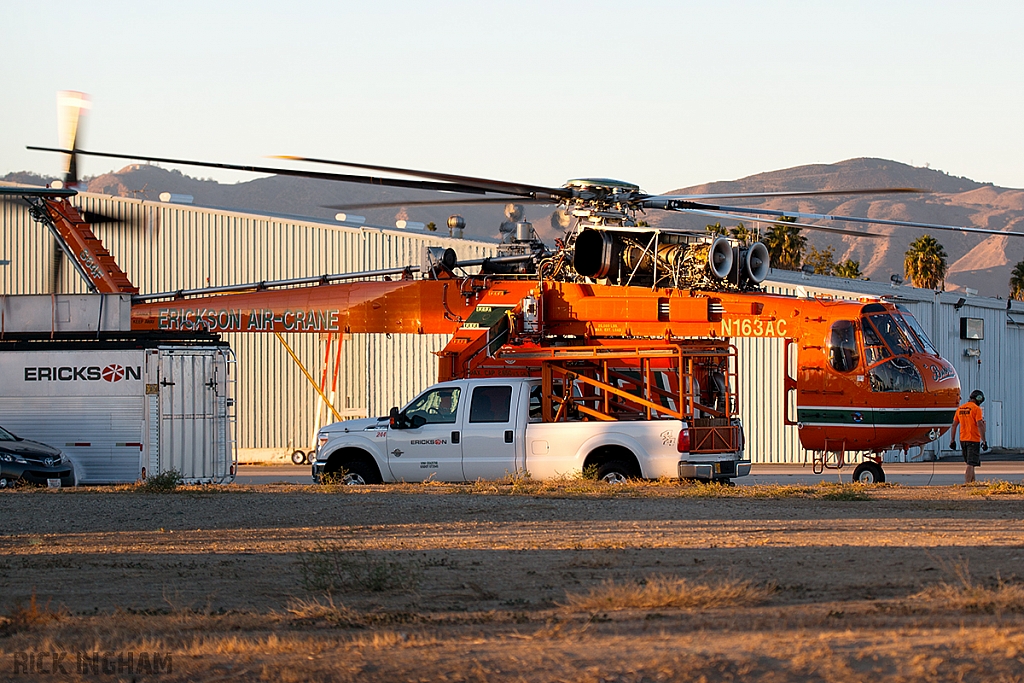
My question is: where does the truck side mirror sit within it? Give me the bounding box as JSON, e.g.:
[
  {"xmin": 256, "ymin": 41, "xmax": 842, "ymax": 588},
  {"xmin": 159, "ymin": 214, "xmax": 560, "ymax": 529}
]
[{"xmin": 389, "ymin": 407, "xmax": 402, "ymax": 429}]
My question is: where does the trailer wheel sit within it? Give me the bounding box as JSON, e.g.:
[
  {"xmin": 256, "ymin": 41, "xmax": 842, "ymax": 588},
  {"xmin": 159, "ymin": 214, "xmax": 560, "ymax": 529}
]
[
  {"xmin": 0, "ymin": 478, "xmax": 8, "ymax": 489},
  {"xmin": 597, "ymin": 461, "xmax": 632, "ymax": 484},
  {"xmin": 852, "ymin": 462, "xmax": 885, "ymax": 484},
  {"xmin": 291, "ymin": 450, "xmax": 307, "ymax": 465}
]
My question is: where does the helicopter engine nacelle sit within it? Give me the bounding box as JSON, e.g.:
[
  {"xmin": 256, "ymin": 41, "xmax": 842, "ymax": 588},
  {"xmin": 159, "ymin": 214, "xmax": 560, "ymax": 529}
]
[
  {"xmin": 728, "ymin": 241, "xmax": 771, "ymax": 287},
  {"xmin": 573, "ymin": 229, "xmax": 742, "ymax": 288},
  {"xmin": 745, "ymin": 241, "xmax": 770, "ymax": 283}
]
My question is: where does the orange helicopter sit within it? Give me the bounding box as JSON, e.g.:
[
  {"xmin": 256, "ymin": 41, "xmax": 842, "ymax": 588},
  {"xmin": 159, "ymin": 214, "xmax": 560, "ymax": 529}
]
[{"xmin": 24, "ymin": 119, "xmax": 1024, "ymax": 481}]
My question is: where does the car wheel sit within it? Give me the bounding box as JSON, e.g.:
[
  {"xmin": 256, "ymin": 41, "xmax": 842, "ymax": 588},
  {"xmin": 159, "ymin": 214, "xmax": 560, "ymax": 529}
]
[
  {"xmin": 341, "ymin": 460, "xmax": 382, "ymax": 485},
  {"xmin": 291, "ymin": 450, "xmax": 307, "ymax": 465},
  {"xmin": 597, "ymin": 461, "xmax": 632, "ymax": 484},
  {"xmin": 852, "ymin": 462, "xmax": 885, "ymax": 484}
]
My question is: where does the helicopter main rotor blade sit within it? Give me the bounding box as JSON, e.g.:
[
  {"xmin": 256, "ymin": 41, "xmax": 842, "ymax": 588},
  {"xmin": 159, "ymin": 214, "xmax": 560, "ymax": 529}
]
[
  {"xmin": 27, "ymin": 146, "xmax": 492, "ymax": 196},
  {"xmin": 647, "ymin": 187, "xmax": 927, "ymax": 203},
  {"xmin": 0, "ymin": 186, "xmax": 78, "ymax": 198},
  {"xmin": 655, "ymin": 200, "xmax": 1024, "ymax": 239},
  {"xmin": 274, "ymin": 155, "xmax": 573, "ymax": 201},
  {"xmin": 324, "ymin": 196, "xmax": 556, "ymax": 211},
  {"xmin": 679, "ymin": 208, "xmax": 884, "ymax": 239}
]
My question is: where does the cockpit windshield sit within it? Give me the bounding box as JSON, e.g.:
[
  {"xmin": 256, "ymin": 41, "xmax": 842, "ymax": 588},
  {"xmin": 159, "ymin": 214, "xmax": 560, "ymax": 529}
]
[
  {"xmin": 896, "ymin": 305, "xmax": 939, "ymax": 355},
  {"xmin": 865, "ymin": 314, "xmax": 914, "ymax": 357}
]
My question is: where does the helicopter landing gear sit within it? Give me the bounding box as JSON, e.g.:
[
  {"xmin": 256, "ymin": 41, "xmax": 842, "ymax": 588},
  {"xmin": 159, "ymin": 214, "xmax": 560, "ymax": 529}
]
[
  {"xmin": 852, "ymin": 461, "xmax": 886, "ymax": 484},
  {"xmin": 811, "ymin": 439, "xmax": 848, "ymax": 475}
]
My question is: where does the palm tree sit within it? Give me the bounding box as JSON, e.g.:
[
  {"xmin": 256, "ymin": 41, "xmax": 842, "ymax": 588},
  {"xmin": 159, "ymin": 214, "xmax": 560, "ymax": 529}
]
[
  {"xmin": 729, "ymin": 222, "xmax": 756, "ymax": 246},
  {"xmin": 833, "ymin": 259, "xmax": 862, "ymax": 279},
  {"xmin": 804, "ymin": 245, "xmax": 836, "ymax": 275},
  {"xmin": 705, "ymin": 222, "xmax": 727, "ymax": 237},
  {"xmin": 1010, "ymin": 261, "xmax": 1024, "ymax": 300},
  {"xmin": 762, "ymin": 217, "xmax": 806, "ymax": 271},
  {"xmin": 903, "ymin": 235, "xmax": 948, "ymax": 290}
]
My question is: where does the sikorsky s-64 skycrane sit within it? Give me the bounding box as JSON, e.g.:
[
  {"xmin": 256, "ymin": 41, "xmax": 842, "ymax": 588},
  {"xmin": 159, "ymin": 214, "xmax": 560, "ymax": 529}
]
[{"xmin": 17, "ymin": 94, "xmax": 1022, "ymax": 481}]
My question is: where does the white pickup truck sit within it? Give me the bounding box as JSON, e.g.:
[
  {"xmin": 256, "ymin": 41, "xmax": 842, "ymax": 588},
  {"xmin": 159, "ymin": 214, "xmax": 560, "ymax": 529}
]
[{"xmin": 311, "ymin": 377, "xmax": 749, "ymax": 484}]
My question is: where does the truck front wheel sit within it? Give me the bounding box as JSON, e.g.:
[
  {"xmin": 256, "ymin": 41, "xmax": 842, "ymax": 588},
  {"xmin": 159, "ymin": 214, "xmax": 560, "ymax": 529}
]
[
  {"xmin": 339, "ymin": 459, "xmax": 382, "ymax": 485},
  {"xmin": 597, "ymin": 461, "xmax": 632, "ymax": 484}
]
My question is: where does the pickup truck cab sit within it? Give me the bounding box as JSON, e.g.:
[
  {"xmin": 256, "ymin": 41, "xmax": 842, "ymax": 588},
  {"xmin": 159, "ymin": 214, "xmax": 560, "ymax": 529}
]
[{"xmin": 311, "ymin": 377, "xmax": 749, "ymax": 484}]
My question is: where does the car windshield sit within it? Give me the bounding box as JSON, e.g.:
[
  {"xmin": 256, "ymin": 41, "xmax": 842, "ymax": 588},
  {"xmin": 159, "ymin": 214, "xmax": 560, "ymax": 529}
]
[
  {"xmin": 0, "ymin": 426, "xmax": 18, "ymax": 441},
  {"xmin": 896, "ymin": 305, "xmax": 939, "ymax": 355}
]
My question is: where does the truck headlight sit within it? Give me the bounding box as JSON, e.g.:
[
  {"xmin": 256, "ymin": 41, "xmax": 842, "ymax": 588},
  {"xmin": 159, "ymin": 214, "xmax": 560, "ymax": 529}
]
[{"xmin": 317, "ymin": 433, "xmax": 329, "ymax": 453}]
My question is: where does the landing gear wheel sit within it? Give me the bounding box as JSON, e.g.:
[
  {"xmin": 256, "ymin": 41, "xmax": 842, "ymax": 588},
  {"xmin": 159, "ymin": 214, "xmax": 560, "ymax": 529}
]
[
  {"xmin": 339, "ymin": 460, "xmax": 382, "ymax": 486},
  {"xmin": 291, "ymin": 450, "xmax": 307, "ymax": 465},
  {"xmin": 852, "ymin": 462, "xmax": 885, "ymax": 484},
  {"xmin": 597, "ymin": 461, "xmax": 633, "ymax": 484}
]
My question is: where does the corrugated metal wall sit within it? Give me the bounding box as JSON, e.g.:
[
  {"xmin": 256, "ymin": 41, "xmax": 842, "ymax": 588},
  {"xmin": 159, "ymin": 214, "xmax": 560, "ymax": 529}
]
[{"xmin": 0, "ymin": 190, "xmax": 496, "ymax": 455}]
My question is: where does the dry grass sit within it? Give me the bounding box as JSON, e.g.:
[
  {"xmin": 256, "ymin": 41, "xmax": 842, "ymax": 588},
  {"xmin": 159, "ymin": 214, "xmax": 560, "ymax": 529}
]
[
  {"xmin": 0, "ymin": 590, "xmax": 66, "ymax": 635},
  {"xmin": 912, "ymin": 559, "xmax": 1024, "ymax": 613},
  {"xmin": 283, "ymin": 596, "xmax": 364, "ymax": 627},
  {"xmin": 561, "ymin": 574, "xmax": 775, "ymax": 612},
  {"xmin": 296, "ymin": 543, "xmax": 419, "ymax": 596},
  {"xmin": 969, "ymin": 480, "xmax": 1024, "ymax": 496}
]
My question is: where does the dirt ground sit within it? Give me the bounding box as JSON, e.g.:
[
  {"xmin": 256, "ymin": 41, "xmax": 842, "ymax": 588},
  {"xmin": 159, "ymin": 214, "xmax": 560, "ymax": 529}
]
[{"xmin": 2, "ymin": 480, "xmax": 1024, "ymax": 681}]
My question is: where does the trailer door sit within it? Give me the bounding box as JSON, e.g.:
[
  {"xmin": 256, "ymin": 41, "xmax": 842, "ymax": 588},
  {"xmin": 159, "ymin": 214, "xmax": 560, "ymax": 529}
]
[{"xmin": 156, "ymin": 348, "xmax": 234, "ymax": 483}]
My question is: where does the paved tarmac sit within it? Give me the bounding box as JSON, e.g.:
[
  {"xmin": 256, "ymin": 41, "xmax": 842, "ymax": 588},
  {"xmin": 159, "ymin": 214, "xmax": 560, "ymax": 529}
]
[{"xmin": 234, "ymin": 462, "xmax": 1024, "ymax": 487}]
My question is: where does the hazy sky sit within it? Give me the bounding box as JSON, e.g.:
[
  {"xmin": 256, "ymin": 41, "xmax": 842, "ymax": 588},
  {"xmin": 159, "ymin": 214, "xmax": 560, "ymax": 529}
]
[{"xmin": 3, "ymin": 1, "xmax": 1022, "ymax": 194}]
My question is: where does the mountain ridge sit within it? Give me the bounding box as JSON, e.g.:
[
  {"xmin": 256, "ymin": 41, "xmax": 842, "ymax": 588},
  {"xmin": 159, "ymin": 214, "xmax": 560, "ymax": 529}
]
[{"xmin": 6, "ymin": 157, "xmax": 1023, "ymax": 297}]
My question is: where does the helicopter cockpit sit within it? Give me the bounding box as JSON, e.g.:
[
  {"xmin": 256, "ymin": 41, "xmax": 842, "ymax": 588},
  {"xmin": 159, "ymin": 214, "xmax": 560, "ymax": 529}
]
[{"xmin": 825, "ymin": 303, "xmax": 944, "ymax": 394}]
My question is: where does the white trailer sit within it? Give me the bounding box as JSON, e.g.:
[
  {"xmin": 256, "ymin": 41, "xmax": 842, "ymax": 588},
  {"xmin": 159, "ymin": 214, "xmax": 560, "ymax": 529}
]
[{"xmin": 0, "ymin": 343, "xmax": 236, "ymax": 484}]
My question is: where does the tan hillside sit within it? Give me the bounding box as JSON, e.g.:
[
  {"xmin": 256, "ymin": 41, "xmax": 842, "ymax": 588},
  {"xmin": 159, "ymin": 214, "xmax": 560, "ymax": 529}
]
[
  {"xmin": 7, "ymin": 157, "xmax": 1023, "ymax": 296},
  {"xmin": 658, "ymin": 158, "xmax": 1024, "ymax": 297}
]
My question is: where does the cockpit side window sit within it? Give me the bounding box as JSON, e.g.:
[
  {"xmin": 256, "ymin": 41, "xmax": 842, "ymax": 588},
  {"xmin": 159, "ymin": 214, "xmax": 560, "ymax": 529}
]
[
  {"xmin": 867, "ymin": 314, "xmax": 913, "ymax": 356},
  {"xmin": 827, "ymin": 320, "xmax": 860, "ymax": 372},
  {"xmin": 861, "ymin": 322, "xmax": 891, "ymax": 366}
]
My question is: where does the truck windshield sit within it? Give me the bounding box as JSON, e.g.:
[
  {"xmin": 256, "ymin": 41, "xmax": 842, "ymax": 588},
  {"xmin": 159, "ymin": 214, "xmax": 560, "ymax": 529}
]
[{"xmin": 896, "ymin": 305, "xmax": 939, "ymax": 355}]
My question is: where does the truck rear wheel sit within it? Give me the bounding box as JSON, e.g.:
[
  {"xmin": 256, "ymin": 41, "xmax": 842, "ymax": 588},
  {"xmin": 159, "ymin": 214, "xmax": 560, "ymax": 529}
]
[{"xmin": 597, "ymin": 461, "xmax": 632, "ymax": 484}]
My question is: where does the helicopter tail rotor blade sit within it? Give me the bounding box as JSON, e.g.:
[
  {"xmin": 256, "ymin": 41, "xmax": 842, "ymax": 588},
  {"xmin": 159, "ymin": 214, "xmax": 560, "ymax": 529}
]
[
  {"xmin": 274, "ymin": 155, "xmax": 573, "ymax": 201},
  {"xmin": 57, "ymin": 91, "xmax": 90, "ymax": 190}
]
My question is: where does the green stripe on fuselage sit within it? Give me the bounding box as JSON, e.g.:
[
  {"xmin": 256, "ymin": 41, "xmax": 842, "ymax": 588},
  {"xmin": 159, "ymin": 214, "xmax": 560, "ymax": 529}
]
[{"xmin": 797, "ymin": 408, "xmax": 956, "ymax": 426}]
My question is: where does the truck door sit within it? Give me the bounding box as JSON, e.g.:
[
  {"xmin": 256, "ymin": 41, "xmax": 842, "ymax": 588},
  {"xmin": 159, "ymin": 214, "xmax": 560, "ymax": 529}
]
[
  {"xmin": 461, "ymin": 383, "xmax": 520, "ymax": 480},
  {"xmin": 386, "ymin": 385, "xmax": 464, "ymax": 482}
]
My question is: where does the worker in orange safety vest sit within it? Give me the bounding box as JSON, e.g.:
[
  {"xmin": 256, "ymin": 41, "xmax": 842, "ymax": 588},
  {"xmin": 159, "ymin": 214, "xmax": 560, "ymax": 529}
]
[{"xmin": 949, "ymin": 389, "xmax": 988, "ymax": 484}]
